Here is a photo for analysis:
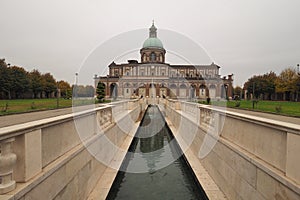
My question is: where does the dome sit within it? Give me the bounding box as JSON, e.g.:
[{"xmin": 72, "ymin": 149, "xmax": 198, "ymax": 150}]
[{"xmin": 142, "ymin": 37, "xmax": 164, "ymax": 48}]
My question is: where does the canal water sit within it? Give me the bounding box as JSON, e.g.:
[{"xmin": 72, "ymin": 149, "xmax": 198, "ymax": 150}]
[{"xmin": 107, "ymin": 105, "xmax": 208, "ymax": 200}]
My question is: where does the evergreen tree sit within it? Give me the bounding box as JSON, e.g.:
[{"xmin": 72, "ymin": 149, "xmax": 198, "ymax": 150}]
[
  {"xmin": 96, "ymin": 82, "xmax": 105, "ymax": 102},
  {"xmin": 0, "ymin": 59, "xmax": 12, "ymax": 99}
]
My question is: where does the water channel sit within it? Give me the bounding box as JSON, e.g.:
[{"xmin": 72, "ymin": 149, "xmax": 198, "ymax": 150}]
[{"xmin": 107, "ymin": 105, "xmax": 208, "ymax": 200}]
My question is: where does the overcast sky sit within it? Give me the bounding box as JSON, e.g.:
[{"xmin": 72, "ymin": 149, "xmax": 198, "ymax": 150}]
[{"xmin": 0, "ymin": 0, "xmax": 299, "ymax": 87}]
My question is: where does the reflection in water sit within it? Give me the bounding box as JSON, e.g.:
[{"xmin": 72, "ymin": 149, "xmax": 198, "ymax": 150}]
[{"xmin": 107, "ymin": 105, "xmax": 208, "ymax": 200}]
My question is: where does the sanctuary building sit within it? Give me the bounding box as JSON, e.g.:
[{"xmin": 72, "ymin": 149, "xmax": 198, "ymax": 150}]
[{"xmin": 94, "ymin": 22, "xmax": 233, "ymax": 100}]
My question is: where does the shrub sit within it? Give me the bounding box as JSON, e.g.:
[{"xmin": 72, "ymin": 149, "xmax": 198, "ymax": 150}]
[
  {"xmin": 31, "ymin": 102, "xmax": 37, "ymax": 109},
  {"xmin": 275, "ymin": 105, "xmax": 282, "ymax": 113},
  {"xmin": 235, "ymin": 101, "xmax": 241, "ymax": 107},
  {"xmin": 2, "ymin": 102, "xmax": 8, "ymax": 112}
]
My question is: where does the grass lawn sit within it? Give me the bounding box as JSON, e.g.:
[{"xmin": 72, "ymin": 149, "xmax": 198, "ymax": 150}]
[
  {"xmin": 207, "ymin": 100, "xmax": 300, "ymax": 117},
  {"xmin": 2, "ymin": 98, "xmax": 299, "ymax": 117},
  {"xmin": 0, "ymin": 98, "xmax": 72, "ymax": 115},
  {"xmin": 0, "ymin": 98, "xmax": 113, "ymax": 115}
]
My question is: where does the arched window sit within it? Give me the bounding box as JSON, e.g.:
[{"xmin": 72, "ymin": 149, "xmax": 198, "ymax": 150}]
[{"xmin": 151, "ymin": 52, "xmax": 156, "ymax": 61}]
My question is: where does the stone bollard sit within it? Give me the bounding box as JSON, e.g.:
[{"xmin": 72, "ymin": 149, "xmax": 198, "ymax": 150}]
[{"xmin": 0, "ymin": 138, "xmax": 17, "ymax": 194}]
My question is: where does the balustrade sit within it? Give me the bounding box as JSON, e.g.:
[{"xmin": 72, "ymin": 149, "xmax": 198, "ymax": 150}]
[
  {"xmin": 0, "ymin": 100, "xmax": 139, "ymax": 195},
  {"xmin": 164, "ymin": 98, "xmax": 300, "ymax": 197},
  {"xmin": 0, "ymin": 138, "xmax": 17, "ymax": 194}
]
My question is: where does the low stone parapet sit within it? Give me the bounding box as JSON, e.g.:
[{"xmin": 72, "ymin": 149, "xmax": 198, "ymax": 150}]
[
  {"xmin": 0, "ymin": 99, "xmax": 144, "ymax": 199},
  {"xmin": 164, "ymin": 99, "xmax": 300, "ymax": 200}
]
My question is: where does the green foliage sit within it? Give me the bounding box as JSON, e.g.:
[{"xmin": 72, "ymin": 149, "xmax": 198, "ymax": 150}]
[
  {"xmin": 197, "ymin": 100, "xmax": 206, "ymax": 104},
  {"xmin": 252, "ymin": 100, "xmax": 259, "ymax": 109},
  {"xmin": 30, "ymin": 69, "xmax": 43, "ymax": 98},
  {"xmin": 275, "ymin": 68, "xmax": 298, "ymax": 101},
  {"xmin": 244, "ymin": 71, "xmax": 276, "ymax": 100},
  {"xmin": 234, "ymin": 86, "xmax": 243, "ymax": 98},
  {"xmin": 275, "ymin": 105, "xmax": 282, "ymax": 113},
  {"xmin": 42, "ymin": 73, "xmax": 57, "ymax": 98},
  {"xmin": 0, "ymin": 58, "xmax": 74, "ymax": 100},
  {"xmin": 31, "ymin": 102, "xmax": 36, "ymax": 109},
  {"xmin": 224, "ymin": 100, "xmax": 300, "ymax": 116},
  {"xmin": 206, "ymin": 97, "xmax": 211, "ymax": 104},
  {"xmin": 2, "ymin": 102, "xmax": 8, "ymax": 112},
  {"xmin": 0, "ymin": 99, "xmax": 72, "ymax": 115},
  {"xmin": 0, "ymin": 60, "xmax": 13, "ymax": 99},
  {"xmin": 72, "ymin": 85, "xmax": 95, "ymax": 97},
  {"xmin": 57, "ymin": 80, "xmax": 71, "ymax": 98},
  {"xmin": 234, "ymin": 101, "xmax": 241, "ymax": 107},
  {"xmin": 96, "ymin": 82, "xmax": 105, "ymax": 102},
  {"xmin": 10, "ymin": 66, "xmax": 30, "ymax": 98},
  {"xmin": 65, "ymin": 89, "xmax": 72, "ymax": 99},
  {"xmin": 244, "ymin": 68, "xmax": 300, "ymax": 101}
]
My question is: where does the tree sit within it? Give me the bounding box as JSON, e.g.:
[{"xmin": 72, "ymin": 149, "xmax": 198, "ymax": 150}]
[
  {"xmin": 234, "ymin": 86, "xmax": 243, "ymax": 99},
  {"xmin": 261, "ymin": 72, "xmax": 276, "ymax": 100},
  {"xmin": 73, "ymin": 85, "xmax": 95, "ymax": 97},
  {"xmin": 96, "ymin": 82, "xmax": 105, "ymax": 102},
  {"xmin": 244, "ymin": 76, "xmax": 263, "ymax": 99},
  {"xmin": 10, "ymin": 66, "xmax": 30, "ymax": 98},
  {"xmin": 244, "ymin": 71, "xmax": 276, "ymax": 100},
  {"xmin": 57, "ymin": 80, "xmax": 71, "ymax": 98},
  {"xmin": 276, "ymin": 68, "xmax": 298, "ymax": 101},
  {"xmin": 85, "ymin": 85, "xmax": 95, "ymax": 97},
  {"xmin": 0, "ymin": 59, "xmax": 12, "ymax": 99},
  {"xmin": 296, "ymin": 75, "xmax": 300, "ymax": 101},
  {"xmin": 29, "ymin": 69, "xmax": 43, "ymax": 98},
  {"xmin": 42, "ymin": 73, "xmax": 57, "ymax": 98},
  {"xmin": 0, "ymin": 58, "xmax": 75, "ymax": 100}
]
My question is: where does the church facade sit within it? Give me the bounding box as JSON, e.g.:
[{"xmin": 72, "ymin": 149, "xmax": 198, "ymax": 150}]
[{"xmin": 94, "ymin": 23, "xmax": 233, "ymax": 100}]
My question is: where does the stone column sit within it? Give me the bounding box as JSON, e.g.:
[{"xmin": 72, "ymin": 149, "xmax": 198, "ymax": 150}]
[{"xmin": 196, "ymin": 85, "xmax": 200, "ymax": 97}]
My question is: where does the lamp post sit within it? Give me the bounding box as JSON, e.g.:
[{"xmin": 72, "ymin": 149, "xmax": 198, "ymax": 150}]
[
  {"xmin": 252, "ymin": 82, "xmax": 256, "ymax": 109},
  {"xmin": 75, "ymin": 73, "xmax": 78, "ymax": 99},
  {"xmin": 56, "ymin": 81, "xmax": 59, "ymax": 108},
  {"xmin": 296, "ymin": 64, "xmax": 300, "ymax": 102}
]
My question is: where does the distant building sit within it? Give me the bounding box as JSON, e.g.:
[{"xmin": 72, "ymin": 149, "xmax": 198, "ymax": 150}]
[{"xmin": 94, "ymin": 22, "xmax": 233, "ymax": 100}]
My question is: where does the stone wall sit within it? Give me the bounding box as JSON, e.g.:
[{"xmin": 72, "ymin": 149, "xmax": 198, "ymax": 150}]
[
  {"xmin": 0, "ymin": 99, "xmax": 144, "ymax": 200},
  {"xmin": 164, "ymin": 100, "xmax": 300, "ymax": 200}
]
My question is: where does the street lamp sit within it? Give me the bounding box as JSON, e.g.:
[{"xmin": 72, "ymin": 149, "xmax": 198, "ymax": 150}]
[
  {"xmin": 56, "ymin": 81, "xmax": 59, "ymax": 108},
  {"xmin": 75, "ymin": 73, "xmax": 78, "ymax": 99},
  {"xmin": 296, "ymin": 64, "xmax": 300, "ymax": 101}
]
